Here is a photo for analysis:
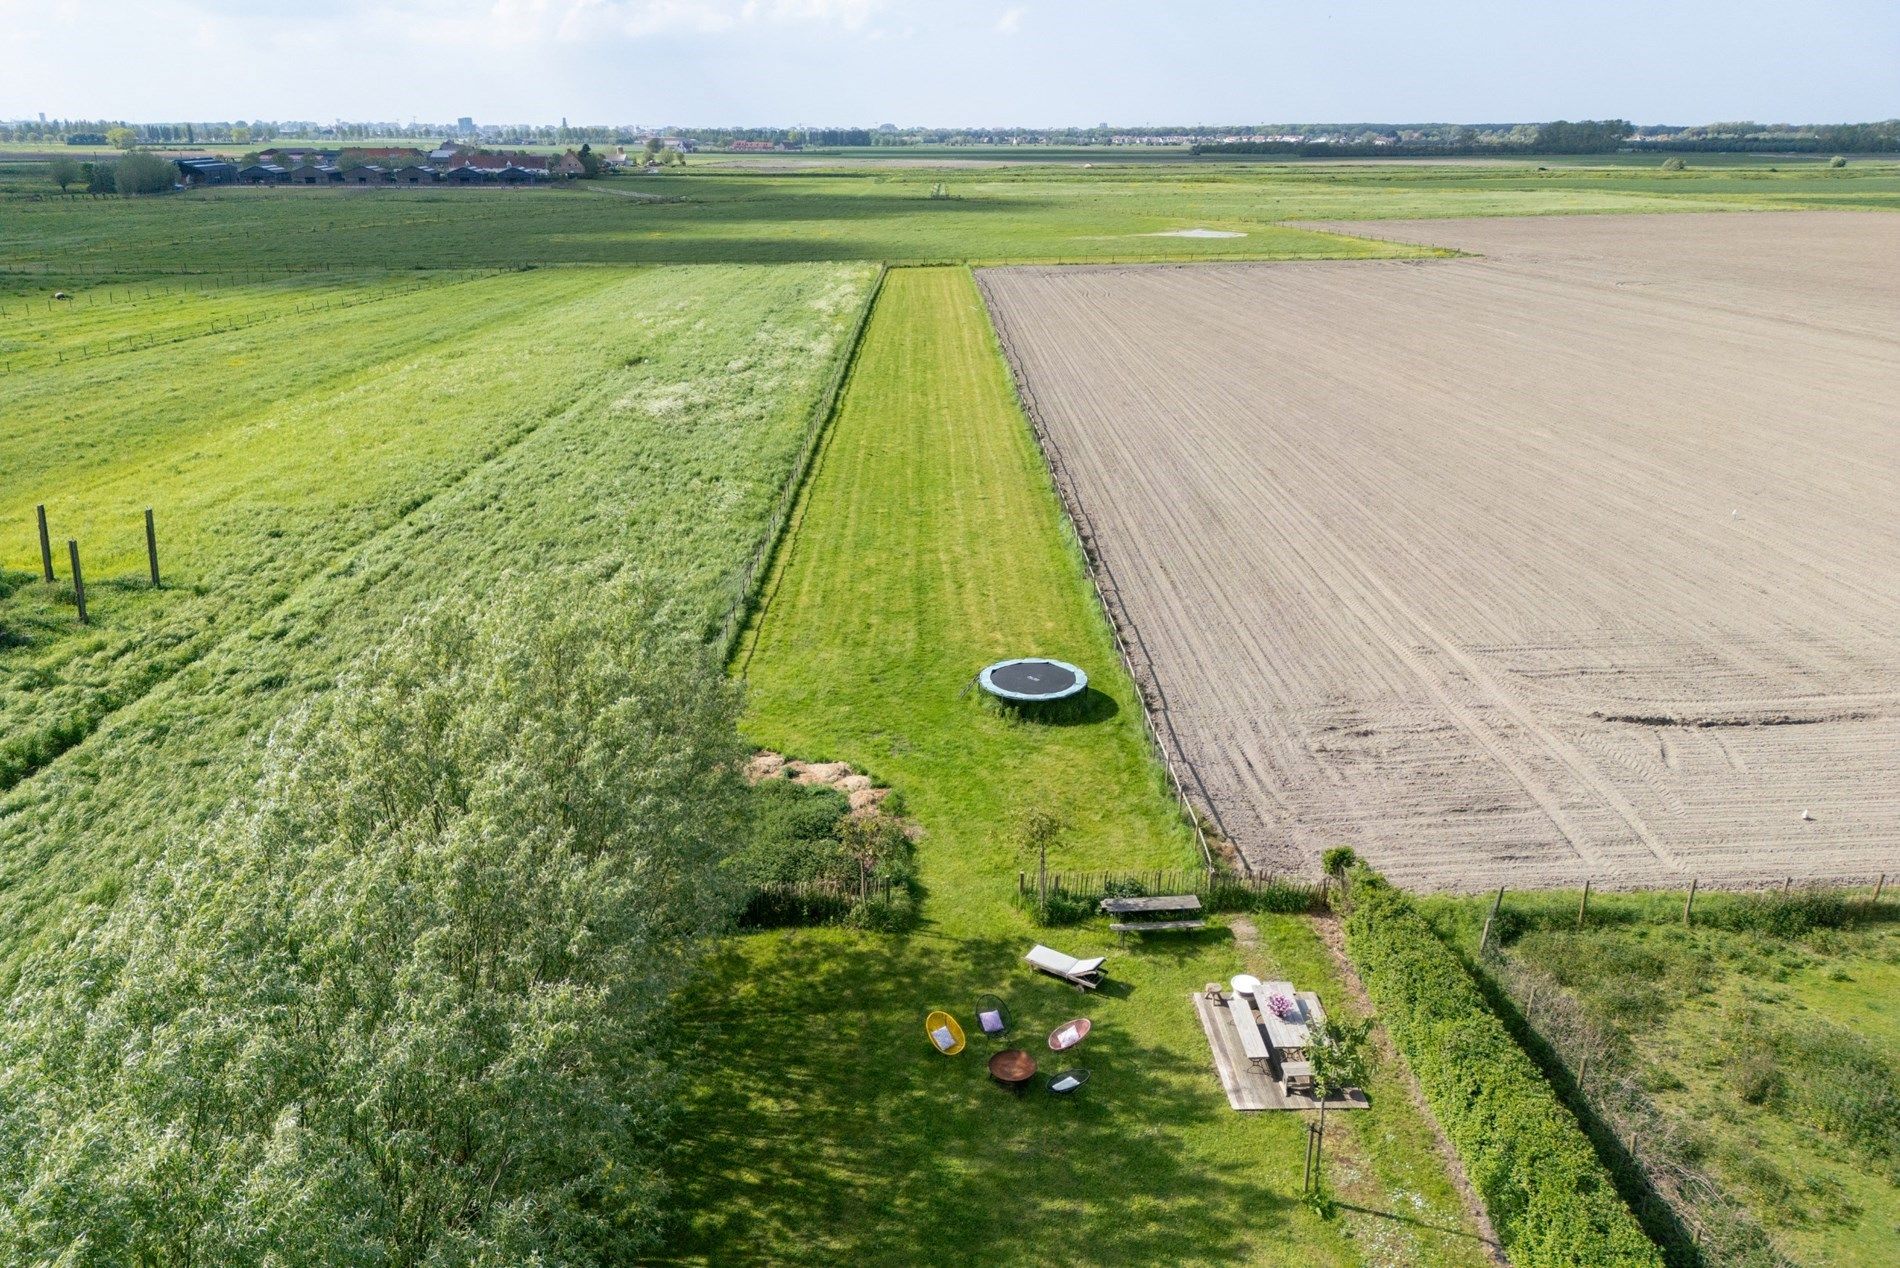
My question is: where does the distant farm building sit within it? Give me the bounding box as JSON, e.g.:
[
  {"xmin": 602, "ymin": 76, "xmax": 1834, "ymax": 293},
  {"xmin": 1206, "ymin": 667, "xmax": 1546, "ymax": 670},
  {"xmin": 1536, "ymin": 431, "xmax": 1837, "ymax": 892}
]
[
  {"xmin": 175, "ymin": 157, "xmax": 239, "ymax": 185},
  {"xmin": 226, "ymin": 142, "xmax": 578, "ymax": 191}
]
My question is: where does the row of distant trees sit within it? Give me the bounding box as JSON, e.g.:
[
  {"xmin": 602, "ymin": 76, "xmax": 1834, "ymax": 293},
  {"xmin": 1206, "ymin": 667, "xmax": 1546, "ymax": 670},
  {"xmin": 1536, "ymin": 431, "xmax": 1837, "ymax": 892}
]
[
  {"xmin": 1632, "ymin": 120, "xmax": 1900, "ymax": 153},
  {"xmin": 1195, "ymin": 119, "xmax": 1635, "ymax": 157},
  {"xmin": 44, "ymin": 151, "xmax": 175, "ymax": 195}
]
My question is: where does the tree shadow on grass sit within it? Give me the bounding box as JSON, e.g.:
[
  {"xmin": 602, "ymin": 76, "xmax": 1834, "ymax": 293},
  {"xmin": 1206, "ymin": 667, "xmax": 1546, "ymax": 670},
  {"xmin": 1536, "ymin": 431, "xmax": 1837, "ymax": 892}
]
[{"xmin": 665, "ymin": 928, "xmax": 1302, "ymax": 1265}]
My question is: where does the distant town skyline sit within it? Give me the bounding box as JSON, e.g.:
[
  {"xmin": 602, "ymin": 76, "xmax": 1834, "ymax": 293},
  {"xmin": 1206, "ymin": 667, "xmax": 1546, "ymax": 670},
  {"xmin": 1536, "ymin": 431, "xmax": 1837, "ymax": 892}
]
[{"xmin": 4, "ymin": 1, "xmax": 1897, "ymax": 127}]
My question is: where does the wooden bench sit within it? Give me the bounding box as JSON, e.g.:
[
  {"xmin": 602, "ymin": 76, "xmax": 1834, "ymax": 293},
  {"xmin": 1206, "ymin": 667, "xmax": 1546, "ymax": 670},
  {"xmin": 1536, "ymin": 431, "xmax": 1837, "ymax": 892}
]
[
  {"xmin": 1110, "ymin": 919, "xmax": 1207, "ymax": 933},
  {"xmin": 1226, "ymin": 994, "xmax": 1273, "ymax": 1073}
]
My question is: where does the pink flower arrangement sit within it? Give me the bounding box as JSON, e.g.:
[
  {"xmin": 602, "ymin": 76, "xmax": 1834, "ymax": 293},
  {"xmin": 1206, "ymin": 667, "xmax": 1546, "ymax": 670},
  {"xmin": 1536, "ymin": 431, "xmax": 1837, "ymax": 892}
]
[{"xmin": 1267, "ymin": 993, "xmax": 1296, "ymax": 1019}]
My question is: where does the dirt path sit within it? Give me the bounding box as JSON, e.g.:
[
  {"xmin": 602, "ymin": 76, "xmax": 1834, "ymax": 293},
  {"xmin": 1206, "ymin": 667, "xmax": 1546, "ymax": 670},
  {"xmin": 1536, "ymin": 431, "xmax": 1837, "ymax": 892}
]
[{"xmin": 979, "ymin": 212, "xmax": 1900, "ymax": 889}]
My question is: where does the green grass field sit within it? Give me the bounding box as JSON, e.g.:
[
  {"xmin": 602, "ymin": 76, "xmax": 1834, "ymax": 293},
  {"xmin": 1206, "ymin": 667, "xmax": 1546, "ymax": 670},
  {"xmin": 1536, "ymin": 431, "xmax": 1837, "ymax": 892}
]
[
  {"xmin": 0, "ymin": 262, "xmax": 876, "ymax": 980},
  {"xmin": 668, "ymin": 268, "xmax": 1494, "ymax": 1266},
  {"xmin": 5, "ymin": 159, "xmax": 1898, "ymax": 275},
  {"xmin": 1419, "ymin": 891, "xmax": 1898, "ymax": 1266}
]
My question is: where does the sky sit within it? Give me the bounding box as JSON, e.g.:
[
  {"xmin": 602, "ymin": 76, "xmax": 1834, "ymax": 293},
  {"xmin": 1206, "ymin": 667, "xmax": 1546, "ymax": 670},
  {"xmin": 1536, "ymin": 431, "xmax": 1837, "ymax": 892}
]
[{"xmin": 3, "ymin": 0, "xmax": 1897, "ymax": 127}]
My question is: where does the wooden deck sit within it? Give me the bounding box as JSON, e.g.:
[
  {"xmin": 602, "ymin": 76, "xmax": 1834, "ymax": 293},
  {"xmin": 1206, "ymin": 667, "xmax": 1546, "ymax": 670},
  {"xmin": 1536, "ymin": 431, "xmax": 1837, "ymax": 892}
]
[{"xmin": 1190, "ymin": 990, "xmax": 1371, "ymax": 1113}]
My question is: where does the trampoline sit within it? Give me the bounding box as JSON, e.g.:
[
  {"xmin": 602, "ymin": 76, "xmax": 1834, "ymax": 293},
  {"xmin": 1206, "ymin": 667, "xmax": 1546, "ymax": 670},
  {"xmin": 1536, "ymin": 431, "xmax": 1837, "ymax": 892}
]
[{"xmin": 978, "ymin": 657, "xmax": 1088, "ymax": 705}]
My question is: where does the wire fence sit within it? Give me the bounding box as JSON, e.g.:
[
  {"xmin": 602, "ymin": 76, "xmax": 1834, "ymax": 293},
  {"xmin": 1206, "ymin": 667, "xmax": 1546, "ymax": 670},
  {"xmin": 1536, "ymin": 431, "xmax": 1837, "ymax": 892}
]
[{"xmin": 1478, "ymin": 947, "xmax": 1794, "ymax": 1265}]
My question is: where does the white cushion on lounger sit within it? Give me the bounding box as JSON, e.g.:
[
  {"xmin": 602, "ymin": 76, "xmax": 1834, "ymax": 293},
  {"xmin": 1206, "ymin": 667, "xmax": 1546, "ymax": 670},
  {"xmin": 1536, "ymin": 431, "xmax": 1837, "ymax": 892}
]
[
  {"xmin": 932, "ymin": 1026, "xmax": 956, "ymax": 1051},
  {"xmin": 1026, "ymin": 945, "xmax": 1076, "ymax": 973},
  {"xmin": 979, "ymin": 1010, "xmax": 1004, "ymax": 1032},
  {"xmin": 1051, "ymin": 1075, "xmax": 1080, "ymax": 1092}
]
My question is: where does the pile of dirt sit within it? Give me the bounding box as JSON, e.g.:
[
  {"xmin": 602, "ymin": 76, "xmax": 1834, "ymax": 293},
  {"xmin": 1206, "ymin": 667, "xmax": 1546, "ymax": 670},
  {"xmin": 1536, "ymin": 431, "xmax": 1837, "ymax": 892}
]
[{"xmin": 746, "ymin": 749, "xmax": 892, "ymax": 815}]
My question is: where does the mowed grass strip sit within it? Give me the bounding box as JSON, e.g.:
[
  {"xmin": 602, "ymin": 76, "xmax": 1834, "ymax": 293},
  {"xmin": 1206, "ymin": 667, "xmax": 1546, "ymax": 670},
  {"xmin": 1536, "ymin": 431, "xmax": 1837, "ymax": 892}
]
[{"xmin": 671, "ymin": 268, "xmax": 1492, "ymax": 1265}]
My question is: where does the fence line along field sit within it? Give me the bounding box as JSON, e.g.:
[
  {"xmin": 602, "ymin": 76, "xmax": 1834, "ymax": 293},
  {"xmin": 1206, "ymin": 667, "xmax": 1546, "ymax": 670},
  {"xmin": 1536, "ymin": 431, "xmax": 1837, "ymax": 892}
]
[
  {"xmin": 0, "ymin": 262, "xmax": 876, "ymax": 976},
  {"xmin": 979, "ymin": 211, "xmax": 1900, "ymax": 891}
]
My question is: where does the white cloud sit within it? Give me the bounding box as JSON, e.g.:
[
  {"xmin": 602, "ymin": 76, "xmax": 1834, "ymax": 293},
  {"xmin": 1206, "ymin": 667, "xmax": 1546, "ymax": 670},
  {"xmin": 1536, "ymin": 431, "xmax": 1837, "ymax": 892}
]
[{"xmin": 994, "ymin": 6, "xmax": 1023, "ymax": 35}]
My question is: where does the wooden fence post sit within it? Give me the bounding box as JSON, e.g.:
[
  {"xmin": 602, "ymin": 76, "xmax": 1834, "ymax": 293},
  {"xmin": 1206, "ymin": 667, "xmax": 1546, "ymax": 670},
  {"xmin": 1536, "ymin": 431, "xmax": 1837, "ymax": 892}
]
[
  {"xmin": 1577, "ymin": 879, "xmax": 1590, "ymax": 929},
  {"xmin": 1875, "ymin": 873, "xmax": 1886, "ymax": 904},
  {"xmin": 67, "ymin": 539, "xmax": 87, "ymax": 624},
  {"xmin": 37, "ymin": 505, "xmax": 54, "ymax": 582},
  {"xmin": 1683, "ymin": 878, "xmax": 1697, "ymax": 926},
  {"xmin": 145, "ymin": 508, "xmax": 160, "ymax": 587},
  {"xmin": 1478, "ymin": 885, "xmax": 1505, "ymax": 954}
]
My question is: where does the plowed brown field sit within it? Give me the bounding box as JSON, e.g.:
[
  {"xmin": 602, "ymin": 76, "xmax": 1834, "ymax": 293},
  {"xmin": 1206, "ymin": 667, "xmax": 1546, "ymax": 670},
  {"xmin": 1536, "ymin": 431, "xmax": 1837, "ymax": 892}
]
[{"xmin": 978, "ymin": 212, "xmax": 1900, "ymax": 890}]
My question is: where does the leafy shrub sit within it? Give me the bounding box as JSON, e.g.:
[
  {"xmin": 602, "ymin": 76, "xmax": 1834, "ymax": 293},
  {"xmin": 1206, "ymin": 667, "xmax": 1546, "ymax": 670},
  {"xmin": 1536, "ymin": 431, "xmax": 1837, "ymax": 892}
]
[
  {"xmin": 1206, "ymin": 878, "xmax": 1330, "ymax": 914},
  {"xmin": 733, "ymin": 776, "xmax": 917, "ymax": 930},
  {"xmin": 1343, "ymin": 867, "xmax": 1663, "ymax": 1267},
  {"xmin": 1320, "ymin": 845, "xmax": 1358, "ymax": 875},
  {"xmin": 1490, "ymin": 907, "xmax": 1530, "ymax": 946},
  {"xmin": 114, "ymin": 149, "xmax": 177, "ymax": 195},
  {"xmin": 738, "ymin": 779, "xmax": 853, "ymax": 888},
  {"xmin": 1783, "ymin": 1021, "xmax": 1899, "ymax": 1173},
  {"xmin": 1049, "ymin": 889, "xmax": 1100, "ymax": 925},
  {"xmin": 1829, "ymin": 155, "xmax": 1848, "ymax": 168},
  {"xmin": 1660, "ymin": 157, "xmax": 1687, "ymax": 171},
  {"xmin": 1706, "ymin": 889, "xmax": 1851, "ymax": 936},
  {"xmin": 1101, "ymin": 875, "xmax": 1148, "ymax": 899},
  {"xmin": 1727, "ymin": 1035, "xmax": 1783, "ymax": 1106}
]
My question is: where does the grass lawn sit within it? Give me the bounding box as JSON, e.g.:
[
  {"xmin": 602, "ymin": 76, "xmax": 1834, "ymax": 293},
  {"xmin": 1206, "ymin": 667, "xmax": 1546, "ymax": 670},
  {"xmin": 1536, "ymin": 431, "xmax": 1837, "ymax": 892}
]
[
  {"xmin": 1419, "ymin": 890, "xmax": 1899, "ymax": 1266},
  {"xmin": 668, "ymin": 267, "xmax": 1494, "ymax": 1265}
]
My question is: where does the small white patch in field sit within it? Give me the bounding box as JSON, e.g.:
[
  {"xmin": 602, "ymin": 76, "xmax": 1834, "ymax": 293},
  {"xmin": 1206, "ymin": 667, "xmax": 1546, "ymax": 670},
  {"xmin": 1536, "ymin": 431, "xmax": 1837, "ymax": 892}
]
[{"xmin": 1148, "ymin": 228, "xmax": 1247, "ymax": 238}]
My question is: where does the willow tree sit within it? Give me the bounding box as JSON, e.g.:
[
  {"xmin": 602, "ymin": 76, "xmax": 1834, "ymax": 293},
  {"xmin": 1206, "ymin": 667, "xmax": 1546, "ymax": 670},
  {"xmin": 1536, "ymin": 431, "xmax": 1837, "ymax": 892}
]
[{"xmin": 0, "ymin": 572, "xmax": 750, "ymax": 1265}]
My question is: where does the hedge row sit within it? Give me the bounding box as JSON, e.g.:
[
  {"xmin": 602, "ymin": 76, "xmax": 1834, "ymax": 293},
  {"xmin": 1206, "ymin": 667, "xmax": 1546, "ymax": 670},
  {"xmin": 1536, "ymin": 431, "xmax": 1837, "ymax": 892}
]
[{"xmin": 1344, "ymin": 867, "xmax": 1663, "ymax": 1266}]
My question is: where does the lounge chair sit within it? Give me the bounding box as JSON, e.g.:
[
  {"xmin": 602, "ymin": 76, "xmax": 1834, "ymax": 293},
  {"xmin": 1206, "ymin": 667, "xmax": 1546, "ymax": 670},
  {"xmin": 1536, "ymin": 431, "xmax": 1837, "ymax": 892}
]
[
  {"xmin": 1025, "ymin": 944, "xmax": 1106, "ymax": 990},
  {"xmin": 975, "ymin": 993, "xmax": 1012, "ymax": 1040}
]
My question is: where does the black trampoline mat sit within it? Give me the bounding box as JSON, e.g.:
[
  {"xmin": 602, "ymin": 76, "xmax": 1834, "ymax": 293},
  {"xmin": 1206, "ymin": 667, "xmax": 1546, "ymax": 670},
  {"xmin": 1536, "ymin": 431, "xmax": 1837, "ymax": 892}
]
[{"xmin": 989, "ymin": 660, "xmax": 1078, "ymax": 697}]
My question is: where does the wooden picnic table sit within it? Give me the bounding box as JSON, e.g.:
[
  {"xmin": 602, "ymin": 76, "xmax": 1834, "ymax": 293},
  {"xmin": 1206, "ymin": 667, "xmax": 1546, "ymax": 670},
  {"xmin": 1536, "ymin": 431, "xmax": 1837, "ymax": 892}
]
[
  {"xmin": 1099, "ymin": 894, "xmax": 1203, "ymax": 915},
  {"xmin": 1251, "ymin": 981, "xmax": 1326, "ymax": 1053}
]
